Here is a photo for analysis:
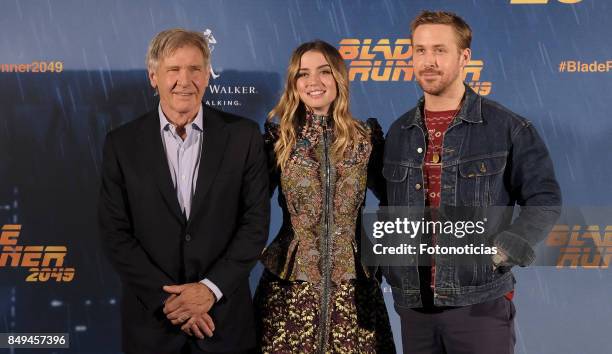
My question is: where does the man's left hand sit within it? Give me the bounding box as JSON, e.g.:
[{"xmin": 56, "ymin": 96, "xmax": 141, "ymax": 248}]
[
  {"xmin": 181, "ymin": 312, "xmax": 216, "ymax": 339},
  {"xmin": 162, "ymin": 282, "xmax": 215, "ymax": 325},
  {"xmin": 492, "ymin": 249, "xmax": 512, "ymax": 271}
]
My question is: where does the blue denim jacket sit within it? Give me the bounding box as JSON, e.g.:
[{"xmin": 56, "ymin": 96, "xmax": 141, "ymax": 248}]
[{"xmin": 382, "ymin": 85, "xmax": 562, "ymax": 308}]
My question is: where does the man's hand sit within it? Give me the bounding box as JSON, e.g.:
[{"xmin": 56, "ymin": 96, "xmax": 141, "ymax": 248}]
[
  {"xmin": 180, "ymin": 312, "xmax": 216, "ymax": 339},
  {"xmin": 492, "ymin": 249, "xmax": 512, "ymax": 271},
  {"xmin": 162, "ymin": 283, "xmax": 215, "ymax": 325}
]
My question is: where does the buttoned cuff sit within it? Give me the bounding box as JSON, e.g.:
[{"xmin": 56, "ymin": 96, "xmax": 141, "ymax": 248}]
[{"xmin": 200, "ymin": 278, "xmax": 223, "ymax": 302}]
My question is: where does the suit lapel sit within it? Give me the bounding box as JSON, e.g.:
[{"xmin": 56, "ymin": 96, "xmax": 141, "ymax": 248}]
[
  {"xmin": 189, "ymin": 106, "xmax": 229, "ymax": 222},
  {"xmin": 141, "ymin": 110, "xmax": 185, "ymax": 223}
]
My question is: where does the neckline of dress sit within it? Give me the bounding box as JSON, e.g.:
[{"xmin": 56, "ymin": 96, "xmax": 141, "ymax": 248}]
[{"xmin": 306, "ymin": 111, "xmax": 331, "ymax": 126}]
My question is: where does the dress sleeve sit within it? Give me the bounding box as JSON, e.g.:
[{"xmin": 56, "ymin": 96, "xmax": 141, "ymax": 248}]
[
  {"xmin": 365, "ymin": 118, "xmax": 387, "ymax": 205},
  {"xmin": 264, "ymin": 121, "xmax": 281, "ymax": 196}
]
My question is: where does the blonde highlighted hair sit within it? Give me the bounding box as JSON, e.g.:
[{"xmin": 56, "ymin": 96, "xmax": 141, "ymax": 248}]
[{"xmin": 269, "ymin": 40, "xmax": 366, "ymax": 170}]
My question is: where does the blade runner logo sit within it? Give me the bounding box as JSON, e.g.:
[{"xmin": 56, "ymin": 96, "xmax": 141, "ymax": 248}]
[
  {"xmin": 546, "ymin": 224, "xmax": 611, "ymax": 268},
  {"xmin": 338, "ymin": 38, "xmax": 492, "ymax": 96},
  {"xmin": 0, "ymin": 224, "xmax": 75, "ymax": 282}
]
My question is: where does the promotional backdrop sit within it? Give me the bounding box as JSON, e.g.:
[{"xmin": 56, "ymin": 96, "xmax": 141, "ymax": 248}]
[{"xmin": 1, "ymin": 0, "xmax": 611, "ymax": 353}]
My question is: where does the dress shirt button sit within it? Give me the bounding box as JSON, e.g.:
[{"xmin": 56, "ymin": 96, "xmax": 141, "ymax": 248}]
[
  {"xmin": 417, "ymin": 147, "xmax": 423, "ymax": 154},
  {"xmin": 185, "ymin": 234, "xmax": 191, "ymax": 242},
  {"xmin": 415, "ymin": 183, "xmax": 422, "ymax": 190}
]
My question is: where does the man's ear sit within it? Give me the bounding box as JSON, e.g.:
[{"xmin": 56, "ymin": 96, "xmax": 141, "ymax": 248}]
[
  {"xmin": 148, "ymin": 68, "xmax": 158, "ymax": 89},
  {"xmin": 460, "ymin": 48, "xmax": 472, "ymax": 68}
]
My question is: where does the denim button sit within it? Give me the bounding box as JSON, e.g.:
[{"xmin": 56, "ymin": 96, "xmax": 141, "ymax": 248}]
[
  {"xmin": 415, "ymin": 184, "xmax": 422, "ymax": 190},
  {"xmin": 185, "ymin": 234, "xmax": 191, "ymax": 242},
  {"xmin": 417, "ymin": 147, "xmax": 423, "ymax": 153}
]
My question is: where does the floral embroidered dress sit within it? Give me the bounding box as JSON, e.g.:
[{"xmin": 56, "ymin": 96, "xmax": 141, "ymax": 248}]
[{"xmin": 254, "ymin": 113, "xmax": 395, "ymax": 353}]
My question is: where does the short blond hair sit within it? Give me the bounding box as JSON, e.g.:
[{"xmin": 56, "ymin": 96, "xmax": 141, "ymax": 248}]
[
  {"xmin": 146, "ymin": 28, "xmax": 210, "ymax": 71},
  {"xmin": 410, "ymin": 11, "xmax": 472, "ymax": 50}
]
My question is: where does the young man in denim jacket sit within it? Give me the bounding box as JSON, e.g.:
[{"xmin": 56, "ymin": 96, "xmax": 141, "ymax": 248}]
[{"xmin": 382, "ymin": 11, "xmax": 562, "ymax": 354}]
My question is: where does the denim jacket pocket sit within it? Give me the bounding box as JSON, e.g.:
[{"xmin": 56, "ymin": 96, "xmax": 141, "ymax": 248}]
[
  {"xmin": 383, "ymin": 163, "xmax": 409, "ymax": 182},
  {"xmin": 458, "ymin": 154, "xmax": 507, "ymax": 206},
  {"xmin": 383, "ymin": 162, "xmax": 410, "ymax": 204}
]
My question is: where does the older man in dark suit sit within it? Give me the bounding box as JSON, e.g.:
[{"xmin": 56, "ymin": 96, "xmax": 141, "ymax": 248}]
[{"xmin": 98, "ymin": 28, "xmax": 269, "ymax": 354}]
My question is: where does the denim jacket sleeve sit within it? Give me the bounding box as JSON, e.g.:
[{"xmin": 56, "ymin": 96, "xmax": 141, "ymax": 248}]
[{"xmin": 493, "ymin": 121, "xmax": 562, "ymax": 266}]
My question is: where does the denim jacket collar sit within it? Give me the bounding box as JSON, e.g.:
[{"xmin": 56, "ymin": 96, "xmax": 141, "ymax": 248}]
[{"xmin": 402, "ymin": 84, "xmax": 483, "ymax": 129}]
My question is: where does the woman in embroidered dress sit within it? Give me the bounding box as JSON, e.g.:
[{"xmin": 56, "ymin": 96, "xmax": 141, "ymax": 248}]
[{"xmin": 253, "ymin": 40, "xmax": 395, "ymax": 353}]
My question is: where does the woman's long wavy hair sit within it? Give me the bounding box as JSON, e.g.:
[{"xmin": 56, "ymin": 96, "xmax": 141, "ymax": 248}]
[{"xmin": 268, "ymin": 40, "xmax": 367, "ymax": 170}]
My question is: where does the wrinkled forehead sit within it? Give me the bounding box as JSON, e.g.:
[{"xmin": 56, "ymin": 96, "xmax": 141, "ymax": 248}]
[
  {"xmin": 149, "ymin": 45, "xmax": 209, "ymax": 73},
  {"xmin": 160, "ymin": 45, "xmax": 208, "ymax": 63}
]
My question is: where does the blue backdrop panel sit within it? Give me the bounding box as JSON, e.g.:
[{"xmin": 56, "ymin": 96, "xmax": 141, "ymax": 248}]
[{"xmin": 0, "ymin": 1, "xmax": 610, "ymax": 353}]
